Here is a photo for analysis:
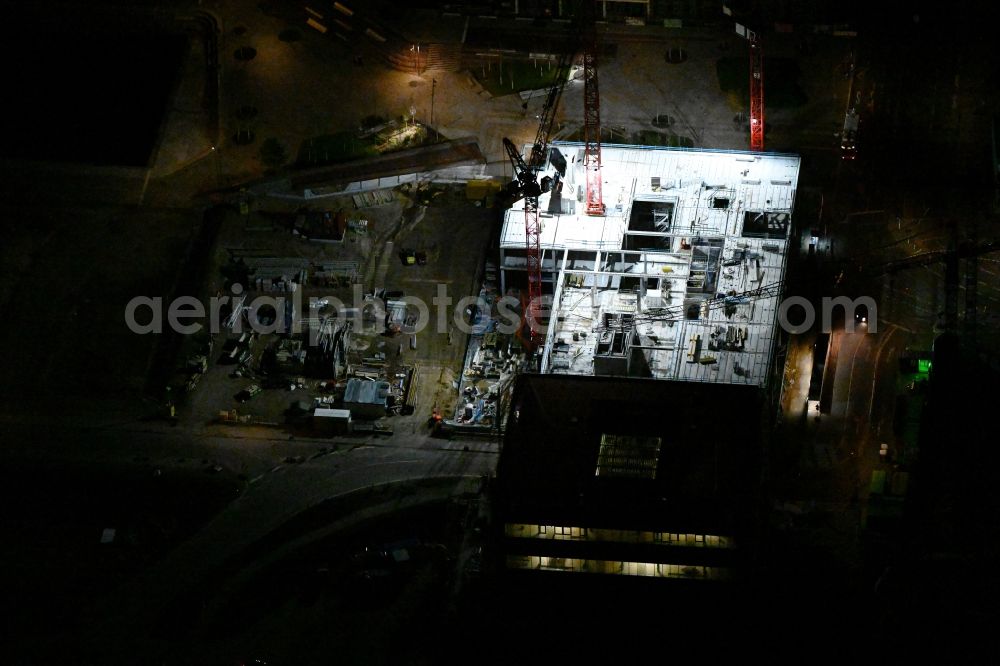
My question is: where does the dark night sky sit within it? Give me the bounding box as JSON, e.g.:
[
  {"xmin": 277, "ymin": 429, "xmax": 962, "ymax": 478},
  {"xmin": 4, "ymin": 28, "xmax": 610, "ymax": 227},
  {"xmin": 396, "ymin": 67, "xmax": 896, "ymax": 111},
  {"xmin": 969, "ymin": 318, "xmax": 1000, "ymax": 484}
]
[{"xmin": 0, "ymin": 27, "xmax": 186, "ymax": 166}]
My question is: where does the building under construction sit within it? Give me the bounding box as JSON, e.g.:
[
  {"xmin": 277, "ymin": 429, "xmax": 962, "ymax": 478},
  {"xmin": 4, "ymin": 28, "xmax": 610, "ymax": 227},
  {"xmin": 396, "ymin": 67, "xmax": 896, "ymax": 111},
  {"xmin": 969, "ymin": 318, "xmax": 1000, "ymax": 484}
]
[
  {"xmin": 498, "ymin": 142, "xmax": 801, "ymax": 385},
  {"xmin": 492, "ymin": 143, "xmax": 800, "ymax": 583}
]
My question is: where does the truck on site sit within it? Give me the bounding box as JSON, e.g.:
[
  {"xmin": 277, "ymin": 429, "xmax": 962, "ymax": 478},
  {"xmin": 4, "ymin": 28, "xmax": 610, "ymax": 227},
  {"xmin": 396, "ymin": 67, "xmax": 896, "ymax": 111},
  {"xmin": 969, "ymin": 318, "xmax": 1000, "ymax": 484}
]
[{"xmin": 840, "ymin": 108, "xmax": 859, "ymax": 160}]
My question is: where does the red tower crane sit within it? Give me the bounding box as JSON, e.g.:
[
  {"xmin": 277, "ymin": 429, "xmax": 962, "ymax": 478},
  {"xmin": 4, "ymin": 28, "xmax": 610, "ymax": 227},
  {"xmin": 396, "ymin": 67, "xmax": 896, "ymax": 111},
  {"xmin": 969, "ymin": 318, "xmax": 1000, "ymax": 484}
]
[
  {"xmin": 502, "ymin": 137, "xmax": 545, "ymax": 347},
  {"xmin": 501, "ymin": 1, "xmax": 596, "ymax": 348},
  {"xmin": 501, "ymin": 44, "xmax": 575, "ymax": 348},
  {"xmin": 748, "ymin": 29, "xmax": 765, "ymax": 152},
  {"xmin": 582, "ymin": 0, "xmax": 605, "ymax": 215}
]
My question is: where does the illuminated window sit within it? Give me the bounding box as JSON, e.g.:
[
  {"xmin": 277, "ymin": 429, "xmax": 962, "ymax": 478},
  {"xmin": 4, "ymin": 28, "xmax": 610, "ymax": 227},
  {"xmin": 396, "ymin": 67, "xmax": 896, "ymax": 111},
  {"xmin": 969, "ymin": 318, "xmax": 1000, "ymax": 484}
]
[
  {"xmin": 506, "ymin": 555, "xmax": 730, "ymax": 580},
  {"xmin": 504, "ymin": 523, "xmax": 542, "ymax": 537},
  {"xmin": 595, "ymin": 433, "xmax": 661, "ymax": 478},
  {"xmin": 506, "ymin": 525, "xmax": 732, "ymax": 548},
  {"xmin": 636, "ymin": 561, "xmax": 656, "ymax": 577},
  {"xmin": 540, "ymin": 557, "xmax": 579, "ymax": 571},
  {"xmin": 659, "ymin": 563, "xmax": 679, "ymax": 577}
]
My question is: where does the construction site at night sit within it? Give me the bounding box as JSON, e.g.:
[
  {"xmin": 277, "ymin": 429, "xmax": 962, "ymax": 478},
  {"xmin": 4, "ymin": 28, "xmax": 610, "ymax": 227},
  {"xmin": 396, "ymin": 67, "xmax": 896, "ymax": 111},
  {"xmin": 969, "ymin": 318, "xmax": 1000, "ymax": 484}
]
[
  {"xmin": 448, "ymin": 1, "xmax": 796, "ymax": 429},
  {"xmin": 8, "ymin": 0, "xmax": 1000, "ymax": 659},
  {"xmin": 500, "ymin": 143, "xmax": 800, "ymax": 385}
]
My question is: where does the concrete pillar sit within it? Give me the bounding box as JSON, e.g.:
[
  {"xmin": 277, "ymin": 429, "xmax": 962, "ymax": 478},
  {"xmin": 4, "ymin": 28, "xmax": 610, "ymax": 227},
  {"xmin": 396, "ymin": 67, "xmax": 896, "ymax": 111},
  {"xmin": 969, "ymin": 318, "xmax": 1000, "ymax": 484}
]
[{"xmin": 592, "ymin": 250, "xmax": 601, "ymax": 310}]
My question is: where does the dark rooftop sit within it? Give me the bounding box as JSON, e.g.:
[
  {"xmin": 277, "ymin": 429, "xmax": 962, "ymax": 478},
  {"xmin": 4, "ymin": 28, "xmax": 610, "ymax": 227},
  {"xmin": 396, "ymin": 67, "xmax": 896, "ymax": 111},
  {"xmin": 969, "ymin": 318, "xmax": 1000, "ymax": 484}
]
[{"xmin": 497, "ymin": 374, "xmax": 764, "ymax": 535}]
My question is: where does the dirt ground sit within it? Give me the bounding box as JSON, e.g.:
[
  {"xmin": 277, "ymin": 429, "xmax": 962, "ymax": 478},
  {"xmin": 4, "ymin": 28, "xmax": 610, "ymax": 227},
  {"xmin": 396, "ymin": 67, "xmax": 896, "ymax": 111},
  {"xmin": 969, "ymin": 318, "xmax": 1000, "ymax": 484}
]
[{"xmin": 175, "ymin": 182, "xmax": 497, "ymax": 432}]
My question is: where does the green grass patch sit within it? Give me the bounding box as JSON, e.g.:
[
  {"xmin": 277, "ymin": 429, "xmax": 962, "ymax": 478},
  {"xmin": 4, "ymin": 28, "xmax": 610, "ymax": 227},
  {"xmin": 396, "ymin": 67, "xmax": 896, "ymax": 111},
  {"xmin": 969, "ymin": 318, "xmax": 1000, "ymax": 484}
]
[
  {"xmin": 297, "ymin": 131, "xmax": 376, "ymax": 166},
  {"xmin": 296, "ymin": 123, "xmax": 439, "ymax": 167},
  {"xmin": 472, "ymin": 58, "xmax": 562, "ymax": 96},
  {"xmin": 716, "ymin": 57, "xmax": 808, "ymax": 109}
]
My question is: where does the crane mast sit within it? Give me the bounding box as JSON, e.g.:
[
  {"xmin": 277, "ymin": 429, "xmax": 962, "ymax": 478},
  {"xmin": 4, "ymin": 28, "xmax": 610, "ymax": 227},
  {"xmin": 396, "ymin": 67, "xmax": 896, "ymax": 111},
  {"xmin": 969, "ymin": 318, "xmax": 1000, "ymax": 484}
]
[
  {"xmin": 749, "ymin": 29, "xmax": 765, "ymax": 152},
  {"xmin": 528, "ymin": 50, "xmax": 571, "ymax": 169},
  {"xmin": 521, "ymin": 47, "xmax": 576, "ymax": 346},
  {"xmin": 501, "ymin": 137, "xmax": 546, "ymax": 347},
  {"xmin": 501, "ymin": 1, "xmax": 592, "ymax": 348},
  {"xmin": 583, "ymin": 0, "xmax": 604, "ymax": 215},
  {"xmin": 501, "ymin": 42, "xmax": 572, "ymax": 348}
]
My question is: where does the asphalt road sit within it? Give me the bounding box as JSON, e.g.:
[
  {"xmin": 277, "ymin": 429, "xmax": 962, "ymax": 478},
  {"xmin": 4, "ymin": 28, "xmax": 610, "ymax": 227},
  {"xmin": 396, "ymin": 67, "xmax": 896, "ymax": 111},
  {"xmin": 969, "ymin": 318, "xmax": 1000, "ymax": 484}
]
[
  {"xmin": 802, "ymin": 320, "xmax": 902, "ymax": 497},
  {"xmin": 2, "ymin": 417, "xmax": 497, "ymax": 662}
]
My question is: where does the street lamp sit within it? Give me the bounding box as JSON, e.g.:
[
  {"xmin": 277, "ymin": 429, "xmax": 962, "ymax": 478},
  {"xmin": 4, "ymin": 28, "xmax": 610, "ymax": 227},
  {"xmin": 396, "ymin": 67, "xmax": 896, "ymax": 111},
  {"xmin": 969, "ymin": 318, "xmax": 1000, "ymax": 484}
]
[{"xmin": 211, "ymin": 145, "xmax": 222, "ymax": 187}]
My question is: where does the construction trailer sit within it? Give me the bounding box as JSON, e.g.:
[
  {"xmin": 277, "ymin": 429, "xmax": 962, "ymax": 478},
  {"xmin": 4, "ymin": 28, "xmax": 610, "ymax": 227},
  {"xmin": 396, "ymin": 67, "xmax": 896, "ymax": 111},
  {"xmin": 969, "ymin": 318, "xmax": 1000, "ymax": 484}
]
[{"xmin": 313, "ymin": 407, "xmax": 352, "ymax": 434}]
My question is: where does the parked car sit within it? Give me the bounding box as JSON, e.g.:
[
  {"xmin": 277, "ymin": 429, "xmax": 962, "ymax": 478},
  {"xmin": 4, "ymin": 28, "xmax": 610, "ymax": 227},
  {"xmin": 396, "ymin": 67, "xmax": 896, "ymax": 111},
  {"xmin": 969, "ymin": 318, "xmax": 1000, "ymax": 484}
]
[
  {"xmin": 234, "ymin": 384, "xmax": 262, "ymax": 403},
  {"xmin": 854, "ymin": 303, "xmax": 869, "ymax": 327},
  {"xmin": 840, "ymin": 108, "xmax": 859, "ymax": 160}
]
